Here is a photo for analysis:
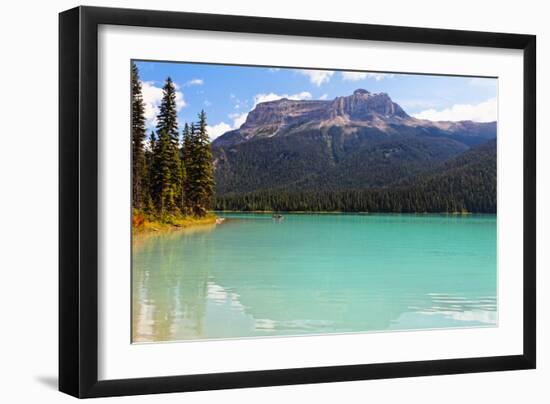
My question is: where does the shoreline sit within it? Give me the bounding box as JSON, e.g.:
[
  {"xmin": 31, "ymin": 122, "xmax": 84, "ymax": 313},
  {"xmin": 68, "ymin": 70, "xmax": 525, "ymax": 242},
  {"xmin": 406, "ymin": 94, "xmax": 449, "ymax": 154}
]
[
  {"xmin": 133, "ymin": 214, "xmax": 218, "ymax": 235},
  {"xmin": 214, "ymin": 210, "xmax": 494, "ymax": 215},
  {"xmin": 132, "ymin": 210, "xmax": 494, "ymax": 237}
]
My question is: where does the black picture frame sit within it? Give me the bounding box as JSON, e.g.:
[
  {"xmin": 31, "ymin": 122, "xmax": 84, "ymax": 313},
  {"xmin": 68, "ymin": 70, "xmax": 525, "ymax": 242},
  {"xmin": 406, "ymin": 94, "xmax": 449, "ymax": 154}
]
[{"xmin": 59, "ymin": 6, "xmax": 536, "ymax": 398}]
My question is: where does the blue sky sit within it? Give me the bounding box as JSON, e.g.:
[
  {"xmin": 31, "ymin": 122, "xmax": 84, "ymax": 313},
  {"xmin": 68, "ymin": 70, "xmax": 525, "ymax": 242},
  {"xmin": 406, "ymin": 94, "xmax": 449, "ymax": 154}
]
[{"xmin": 135, "ymin": 60, "xmax": 497, "ymax": 140}]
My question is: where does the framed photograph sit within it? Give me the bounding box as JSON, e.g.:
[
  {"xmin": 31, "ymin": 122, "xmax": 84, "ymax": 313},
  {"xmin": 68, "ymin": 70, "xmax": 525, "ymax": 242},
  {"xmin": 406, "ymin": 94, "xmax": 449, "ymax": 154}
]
[{"xmin": 59, "ymin": 6, "xmax": 536, "ymax": 398}]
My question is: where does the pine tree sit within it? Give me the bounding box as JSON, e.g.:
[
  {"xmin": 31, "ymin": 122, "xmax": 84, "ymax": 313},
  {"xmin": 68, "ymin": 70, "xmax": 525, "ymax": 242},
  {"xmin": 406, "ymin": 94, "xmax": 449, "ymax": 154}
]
[
  {"xmin": 143, "ymin": 131, "xmax": 156, "ymax": 214},
  {"xmin": 151, "ymin": 129, "xmax": 176, "ymax": 214},
  {"xmin": 179, "ymin": 154, "xmax": 187, "ymax": 212},
  {"xmin": 186, "ymin": 111, "xmax": 215, "ymax": 216},
  {"xmin": 183, "ymin": 123, "xmax": 197, "ymax": 214},
  {"xmin": 156, "ymin": 77, "xmax": 179, "ymax": 142},
  {"xmin": 155, "ymin": 77, "xmax": 182, "ymax": 214},
  {"xmin": 182, "ymin": 123, "xmax": 193, "ymax": 165},
  {"xmin": 131, "ymin": 62, "xmax": 146, "ymax": 209},
  {"xmin": 180, "ymin": 123, "xmax": 193, "ymax": 213},
  {"xmin": 149, "ymin": 130, "xmax": 157, "ymax": 150}
]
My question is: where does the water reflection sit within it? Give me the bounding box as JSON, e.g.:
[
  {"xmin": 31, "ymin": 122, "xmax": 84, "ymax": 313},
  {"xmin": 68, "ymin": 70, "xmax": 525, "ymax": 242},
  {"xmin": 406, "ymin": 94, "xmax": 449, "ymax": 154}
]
[{"xmin": 132, "ymin": 225, "xmax": 215, "ymax": 342}]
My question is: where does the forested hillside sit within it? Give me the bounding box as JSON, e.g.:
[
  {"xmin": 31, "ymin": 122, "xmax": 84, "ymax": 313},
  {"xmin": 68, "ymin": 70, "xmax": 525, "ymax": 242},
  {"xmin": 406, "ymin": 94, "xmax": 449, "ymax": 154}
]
[{"xmin": 213, "ymin": 138, "xmax": 497, "ymax": 213}]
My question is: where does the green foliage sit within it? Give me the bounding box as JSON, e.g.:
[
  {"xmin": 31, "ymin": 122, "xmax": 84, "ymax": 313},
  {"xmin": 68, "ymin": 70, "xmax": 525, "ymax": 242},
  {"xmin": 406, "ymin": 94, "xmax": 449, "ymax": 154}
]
[
  {"xmin": 181, "ymin": 122, "xmax": 193, "ymax": 213},
  {"xmin": 132, "ymin": 64, "xmax": 215, "ymax": 221},
  {"xmin": 131, "ymin": 62, "xmax": 147, "ymax": 209},
  {"xmin": 150, "ymin": 129, "xmax": 175, "ymax": 212},
  {"xmin": 155, "ymin": 77, "xmax": 182, "ymax": 213},
  {"xmin": 156, "ymin": 77, "xmax": 179, "ymax": 141},
  {"xmin": 184, "ymin": 111, "xmax": 215, "ymax": 217},
  {"xmin": 214, "ymin": 140, "xmax": 497, "ymax": 213}
]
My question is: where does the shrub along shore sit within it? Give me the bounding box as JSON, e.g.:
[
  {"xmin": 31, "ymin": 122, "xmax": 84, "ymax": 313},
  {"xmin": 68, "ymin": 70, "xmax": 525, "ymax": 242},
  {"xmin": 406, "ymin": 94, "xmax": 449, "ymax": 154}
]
[{"xmin": 132, "ymin": 211, "xmax": 218, "ymax": 234}]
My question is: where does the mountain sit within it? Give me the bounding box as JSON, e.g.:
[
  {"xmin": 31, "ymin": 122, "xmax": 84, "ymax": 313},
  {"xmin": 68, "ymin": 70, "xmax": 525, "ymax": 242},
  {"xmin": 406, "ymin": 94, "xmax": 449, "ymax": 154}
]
[{"xmin": 211, "ymin": 89, "xmax": 496, "ymax": 212}]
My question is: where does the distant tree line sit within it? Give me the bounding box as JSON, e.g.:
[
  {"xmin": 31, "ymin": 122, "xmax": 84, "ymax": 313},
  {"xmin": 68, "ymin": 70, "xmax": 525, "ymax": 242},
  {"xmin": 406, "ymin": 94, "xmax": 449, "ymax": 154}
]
[
  {"xmin": 214, "ymin": 140, "xmax": 497, "ymax": 213},
  {"xmin": 214, "ymin": 186, "xmax": 495, "ymax": 214},
  {"xmin": 132, "ymin": 62, "xmax": 214, "ymax": 218}
]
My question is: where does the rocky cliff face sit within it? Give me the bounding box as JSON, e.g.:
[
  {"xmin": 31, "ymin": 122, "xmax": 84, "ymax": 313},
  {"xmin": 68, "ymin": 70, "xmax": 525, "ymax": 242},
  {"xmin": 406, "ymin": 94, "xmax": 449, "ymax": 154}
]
[
  {"xmin": 243, "ymin": 89, "xmax": 409, "ymax": 126},
  {"xmin": 327, "ymin": 89, "xmax": 409, "ymax": 121},
  {"xmin": 213, "ymin": 89, "xmax": 494, "ymax": 147},
  {"xmin": 243, "ymin": 99, "xmax": 327, "ymax": 128}
]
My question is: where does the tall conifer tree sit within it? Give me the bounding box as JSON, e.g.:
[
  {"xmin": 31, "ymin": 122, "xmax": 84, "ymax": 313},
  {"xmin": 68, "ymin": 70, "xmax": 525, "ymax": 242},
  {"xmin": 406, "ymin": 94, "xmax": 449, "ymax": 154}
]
[
  {"xmin": 155, "ymin": 77, "xmax": 182, "ymax": 214},
  {"xmin": 186, "ymin": 111, "xmax": 215, "ymax": 216},
  {"xmin": 131, "ymin": 62, "xmax": 146, "ymax": 209},
  {"xmin": 156, "ymin": 77, "xmax": 179, "ymax": 141},
  {"xmin": 180, "ymin": 123, "xmax": 194, "ymax": 212},
  {"xmin": 151, "ymin": 129, "xmax": 176, "ymax": 213},
  {"xmin": 142, "ymin": 131, "xmax": 156, "ymax": 214}
]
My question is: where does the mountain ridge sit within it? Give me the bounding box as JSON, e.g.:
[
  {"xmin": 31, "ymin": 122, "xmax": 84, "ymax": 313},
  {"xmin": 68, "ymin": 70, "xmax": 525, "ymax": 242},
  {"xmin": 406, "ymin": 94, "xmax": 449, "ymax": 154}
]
[{"xmin": 213, "ymin": 89, "xmax": 496, "ymax": 147}]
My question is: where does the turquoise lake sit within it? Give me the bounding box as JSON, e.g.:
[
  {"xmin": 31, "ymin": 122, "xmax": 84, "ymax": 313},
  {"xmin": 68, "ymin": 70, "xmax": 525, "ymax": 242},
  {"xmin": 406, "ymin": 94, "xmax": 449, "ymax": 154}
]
[{"xmin": 132, "ymin": 213, "xmax": 497, "ymax": 342}]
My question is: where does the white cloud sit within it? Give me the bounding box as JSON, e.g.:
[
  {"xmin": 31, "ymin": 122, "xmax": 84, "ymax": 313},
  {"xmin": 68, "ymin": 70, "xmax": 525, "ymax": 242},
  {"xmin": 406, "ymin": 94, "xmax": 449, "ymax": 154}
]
[
  {"xmin": 413, "ymin": 98, "xmax": 497, "ymax": 122},
  {"xmin": 319, "ymin": 93, "xmax": 329, "ymax": 100},
  {"xmin": 229, "ymin": 112, "xmax": 248, "ymax": 128},
  {"xmin": 140, "ymin": 81, "xmax": 186, "ymax": 128},
  {"xmin": 209, "ymin": 112, "xmax": 249, "ymax": 140},
  {"xmin": 208, "ymin": 122, "xmax": 233, "ymax": 140},
  {"xmin": 185, "ymin": 78, "xmax": 204, "ymax": 86},
  {"xmin": 298, "ymin": 70, "xmax": 334, "ymax": 86},
  {"xmin": 268, "ymin": 68, "xmax": 280, "ymax": 72},
  {"xmin": 341, "ymin": 72, "xmax": 394, "ymax": 81},
  {"xmin": 371, "ymin": 73, "xmax": 394, "ymax": 80},
  {"xmin": 140, "ymin": 81, "xmax": 164, "ymax": 127},
  {"xmin": 253, "ymin": 91, "xmax": 312, "ymax": 107},
  {"xmin": 175, "ymin": 92, "xmax": 186, "ymax": 111}
]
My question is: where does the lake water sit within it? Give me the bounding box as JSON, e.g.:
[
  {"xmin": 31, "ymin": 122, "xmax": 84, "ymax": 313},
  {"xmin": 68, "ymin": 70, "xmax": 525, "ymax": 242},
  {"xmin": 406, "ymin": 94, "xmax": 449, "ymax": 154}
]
[{"xmin": 132, "ymin": 213, "xmax": 497, "ymax": 343}]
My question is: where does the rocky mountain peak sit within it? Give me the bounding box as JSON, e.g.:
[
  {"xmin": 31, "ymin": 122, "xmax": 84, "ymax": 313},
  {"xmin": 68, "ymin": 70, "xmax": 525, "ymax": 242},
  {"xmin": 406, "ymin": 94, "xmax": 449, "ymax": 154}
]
[{"xmin": 328, "ymin": 89, "xmax": 409, "ymax": 120}]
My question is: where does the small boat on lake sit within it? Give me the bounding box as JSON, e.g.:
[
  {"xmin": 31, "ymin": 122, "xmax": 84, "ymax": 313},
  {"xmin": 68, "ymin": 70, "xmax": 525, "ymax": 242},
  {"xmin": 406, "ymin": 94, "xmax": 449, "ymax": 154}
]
[{"xmin": 272, "ymin": 214, "xmax": 284, "ymax": 220}]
